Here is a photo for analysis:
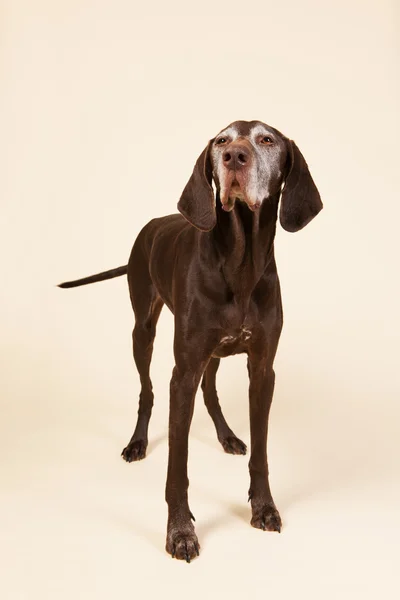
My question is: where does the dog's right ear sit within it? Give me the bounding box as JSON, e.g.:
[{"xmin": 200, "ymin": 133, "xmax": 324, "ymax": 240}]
[{"xmin": 177, "ymin": 140, "xmax": 216, "ymax": 232}]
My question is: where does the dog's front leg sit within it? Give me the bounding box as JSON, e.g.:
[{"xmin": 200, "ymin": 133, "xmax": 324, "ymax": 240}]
[
  {"xmin": 247, "ymin": 349, "xmax": 282, "ymax": 533},
  {"xmin": 165, "ymin": 337, "xmax": 214, "ymax": 562}
]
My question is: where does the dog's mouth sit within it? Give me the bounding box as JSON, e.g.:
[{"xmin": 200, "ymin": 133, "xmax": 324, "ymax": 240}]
[
  {"xmin": 230, "ymin": 179, "xmax": 242, "ymax": 194},
  {"xmin": 220, "ymin": 171, "xmax": 261, "ymax": 212}
]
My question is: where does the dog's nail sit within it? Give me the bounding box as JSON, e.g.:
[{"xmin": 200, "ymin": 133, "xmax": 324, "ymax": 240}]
[
  {"xmin": 190, "ymin": 512, "xmax": 195, "ymax": 521},
  {"xmin": 194, "ymin": 542, "xmax": 200, "ymax": 556},
  {"xmin": 185, "ymin": 542, "xmax": 190, "ymax": 563}
]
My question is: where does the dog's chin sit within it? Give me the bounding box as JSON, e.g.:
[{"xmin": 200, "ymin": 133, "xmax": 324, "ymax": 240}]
[
  {"xmin": 220, "ymin": 182, "xmax": 262, "ymax": 213},
  {"xmin": 218, "ymin": 170, "xmax": 265, "ymax": 212}
]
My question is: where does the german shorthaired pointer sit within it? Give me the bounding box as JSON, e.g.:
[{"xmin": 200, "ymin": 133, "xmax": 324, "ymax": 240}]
[{"xmin": 58, "ymin": 120, "xmax": 323, "ymax": 561}]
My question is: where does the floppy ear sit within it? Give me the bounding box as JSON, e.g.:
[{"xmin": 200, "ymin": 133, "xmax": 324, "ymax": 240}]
[
  {"xmin": 177, "ymin": 141, "xmax": 216, "ymax": 231},
  {"xmin": 279, "ymin": 140, "xmax": 323, "ymax": 233}
]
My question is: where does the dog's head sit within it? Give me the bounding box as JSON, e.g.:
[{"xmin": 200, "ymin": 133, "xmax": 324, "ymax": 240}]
[{"xmin": 178, "ymin": 120, "xmax": 323, "ymax": 232}]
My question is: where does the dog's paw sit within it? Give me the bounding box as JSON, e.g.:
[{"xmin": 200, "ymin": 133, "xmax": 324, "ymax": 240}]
[
  {"xmin": 121, "ymin": 439, "xmax": 147, "ymax": 462},
  {"xmin": 251, "ymin": 504, "xmax": 282, "ymax": 532},
  {"xmin": 166, "ymin": 529, "xmax": 200, "ymax": 562},
  {"xmin": 220, "ymin": 435, "xmax": 247, "ymax": 455}
]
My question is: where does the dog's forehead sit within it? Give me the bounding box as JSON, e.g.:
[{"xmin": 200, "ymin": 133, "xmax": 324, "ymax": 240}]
[{"xmin": 216, "ymin": 120, "xmax": 275, "ymax": 139}]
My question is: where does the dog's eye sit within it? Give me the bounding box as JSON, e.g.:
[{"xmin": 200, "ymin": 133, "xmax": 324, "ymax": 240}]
[
  {"xmin": 260, "ymin": 136, "xmax": 273, "ymax": 145},
  {"xmin": 216, "ymin": 138, "xmax": 227, "ymax": 145}
]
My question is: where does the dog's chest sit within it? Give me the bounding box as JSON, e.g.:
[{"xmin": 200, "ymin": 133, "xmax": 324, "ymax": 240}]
[{"xmin": 207, "ymin": 293, "xmax": 260, "ymax": 357}]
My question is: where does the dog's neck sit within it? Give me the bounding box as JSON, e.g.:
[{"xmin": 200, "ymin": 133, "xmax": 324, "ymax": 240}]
[{"xmin": 202, "ymin": 192, "xmax": 280, "ymax": 300}]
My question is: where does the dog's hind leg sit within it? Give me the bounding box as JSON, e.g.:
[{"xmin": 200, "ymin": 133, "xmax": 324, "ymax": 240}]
[
  {"xmin": 121, "ymin": 250, "xmax": 164, "ymax": 462},
  {"xmin": 201, "ymin": 357, "xmax": 247, "ymax": 455}
]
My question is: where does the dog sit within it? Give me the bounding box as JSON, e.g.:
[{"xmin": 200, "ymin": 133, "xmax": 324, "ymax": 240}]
[{"xmin": 58, "ymin": 120, "xmax": 323, "ymax": 562}]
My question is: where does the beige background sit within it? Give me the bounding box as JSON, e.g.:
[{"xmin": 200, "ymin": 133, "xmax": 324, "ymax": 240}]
[{"xmin": 1, "ymin": 0, "xmax": 399, "ymax": 598}]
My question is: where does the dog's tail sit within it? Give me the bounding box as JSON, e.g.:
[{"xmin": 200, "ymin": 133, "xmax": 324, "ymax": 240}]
[{"xmin": 57, "ymin": 265, "xmax": 128, "ymax": 289}]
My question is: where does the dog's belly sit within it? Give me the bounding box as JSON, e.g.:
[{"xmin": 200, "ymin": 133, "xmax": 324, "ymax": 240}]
[{"xmin": 212, "ymin": 344, "xmax": 246, "ymax": 358}]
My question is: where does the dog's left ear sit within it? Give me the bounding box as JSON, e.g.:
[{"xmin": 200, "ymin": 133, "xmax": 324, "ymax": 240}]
[
  {"xmin": 279, "ymin": 140, "xmax": 323, "ymax": 232},
  {"xmin": 177, "ymin": 140, "xmax": 216, "ymax": 232}
]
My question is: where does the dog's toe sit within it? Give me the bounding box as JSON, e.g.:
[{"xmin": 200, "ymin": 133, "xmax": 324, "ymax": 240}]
[
  {"xmin": 166, "ymin": 531, "xmax": 200, "ymax": 562},
  {"xmin": 251, "ymin": 504, "xmax": 282, "ymax": 532},
  {"xmin": 121, "ymin": 439, "xmax": 147, "ymax": 462},
  {"xmin": 221, "ymin": 435, "xmax": 247, "ymax": 455}
]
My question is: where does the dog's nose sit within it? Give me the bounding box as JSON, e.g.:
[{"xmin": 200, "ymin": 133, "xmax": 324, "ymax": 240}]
[{"xmin": 223, "ymin": 145, "xmax": 249, "ymax": 170}]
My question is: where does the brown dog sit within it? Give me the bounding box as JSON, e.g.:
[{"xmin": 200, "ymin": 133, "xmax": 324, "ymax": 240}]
[{"xmin": 58, "ymin": 120, "xmax": 323, "ymax": 562}]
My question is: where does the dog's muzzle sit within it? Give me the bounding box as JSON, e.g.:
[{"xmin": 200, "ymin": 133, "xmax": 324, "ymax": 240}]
[{"xmin": 220, "ymin": 142, "xmax": 260, "ymax": 212}]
